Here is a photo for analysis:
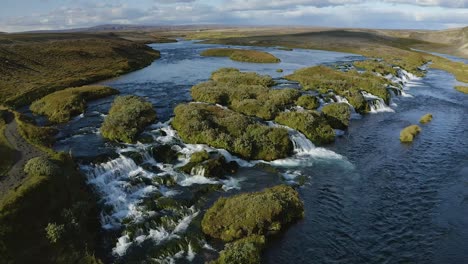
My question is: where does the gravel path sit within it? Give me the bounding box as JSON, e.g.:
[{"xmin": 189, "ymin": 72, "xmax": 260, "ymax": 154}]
[{"xmin": 0, "ymin": 113, "xmax": 45, "ymax": 198}]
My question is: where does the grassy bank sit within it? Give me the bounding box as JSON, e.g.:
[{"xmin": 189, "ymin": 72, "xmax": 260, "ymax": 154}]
[
  {"xmin": 30, "ymin": 85, "xmax": 119, "ymax": 123},
  {"xmin": 455, "ymin": 86, "xmax": 468, "ymax": 94},
  {"xmin": 201, "ymin": 48, "xmax": 280, "ymax": 63},
  {"xmin": 0, "ymin": 112, "xmax": 101, "ymax": 263},
  {"xmin": 0, "ymin": 33, "xmax": 160, "ymax": 107}
]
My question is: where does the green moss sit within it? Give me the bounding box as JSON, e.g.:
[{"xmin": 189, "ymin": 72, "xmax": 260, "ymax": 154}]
[
  {"xmin": 181, "ymin": 154, "xmax": 238, "ymax": 178},
  {"xmin": 172, "ymin": 103, "xmax": 292, "ymax": 161},
  {"xmin": 201, "ymin": 185, "xmax": 303, "ymax": 242},
  {"xmin": 275, "ymin": 111, "xmax": 335, "ymax": 145},
  {"xmin": 209, "ymin": 235, "xmax": 265, "ymax": 264},
  {"xmin": 455, "ymin": 86, "xmax": 468, "ymax": 94},
  {"xmin": 400, "ymin": 125, "xmax": 421, "ymax": 142},
  {"xmin": 419, "ymin": 113, "xmax": 433, "ymax": 124},
  {"xmin": 276, "ymin": 69, "xmax": 284, "ymax": 73},
  {"xmin": 100, "ymin": 95, "xmax": 157, "ymax": 143},
  {"xmin": 354, "ymin": 60, "xmax": 398, "ymax": 76},
  {"xmin": 190, "ymin": 150, "xmax": 210, "ymax": 163},
  {"xmin": 286, "ymin": 66, "xmax": 390, "ymax": 111},
  {"xmin": 296, "ymin": 95, "xmax": 320, "ymax": 110},
  {"xmin": 321, "ymin": 103, "xmax": 352, "ymax": 130},
  {"xmin": 30, "ymin": 85, "xmax": 119, "ymax": 123},
  {"xmin": 201, "ymin": 48, "xmax": 280, "ymax": 63}
]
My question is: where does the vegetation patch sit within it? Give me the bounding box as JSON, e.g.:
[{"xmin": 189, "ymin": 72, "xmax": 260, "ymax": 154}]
[
  {"xmin": 30, "ymin": 85, "xmax": 119, "ymax": 123},
  {"xmin": 201, "ymin": 48, "xmax": 280, "ymax": 63},
  {"xmin": 296, "ymin": 95, "xmax": 320, "ymax": 110},
  {"xmin": 400, "ymin": 125, "xmax": 421, "ymax": 143},
  {"xmin": 180, "ymin": 153, "xmax": 238, "ymax": 178},
  {"xmin": 419, "ymin": 113, "xmax": 433, "ymax": 124},
  {"xmin": 24, "ymin": 157, "xmax": 61, "ymax": 177},
  {"xmin": 209, "ymin": 235, "xmax": 265, "ymax": 264},
  {"xmin": 101, "ymin": 95, "xmax": 157, "ymax": 143},
  {"xmin": 275, "ymin": 111, "xmax": 335, "ymax": 145},
  {"xmin": 455, "ymin": 86, "xmax": 468, "ymax": 94},
  {"xmin": 0, "ymin": 109, "xmax": 16, "ymax": 177},
  {"xmin": 15, "ymin": 112, "xmax": 57, "ymax": 148},
  {"xmin": 286, "ymin": 66, "xmax": 390, "ymax": 113},
  {"xmin": 172, "ymin": 103, "xmax": 293, "ymax": 161},
  {"xmin": 201, "ymin": 185, "xmax": 304, "ymax": 242},
  {"xmin": 192, "ymin": 68, "xmax": 299, "ymax": 119},
  {"xmin": 354, "ymin": 60, "xmax": 398, "ymax": 76},
  {"xmin": 321, "ymin": 103, "xmax": 352, "ymax": 130}
]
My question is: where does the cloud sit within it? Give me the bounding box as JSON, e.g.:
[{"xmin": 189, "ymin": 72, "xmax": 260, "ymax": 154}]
[{"xmin": 0, "ymin": 0, "xmax": 466, "ymax": 32}]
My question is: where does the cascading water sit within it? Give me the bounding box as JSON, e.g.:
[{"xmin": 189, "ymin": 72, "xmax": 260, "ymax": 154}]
[
  {"xmin": 334, "ymin": 95, "xmax": 362, "ymax": 119},
  {"xmin": 361, "ymin": 91, "xmax": 395, "ymax": 113}
]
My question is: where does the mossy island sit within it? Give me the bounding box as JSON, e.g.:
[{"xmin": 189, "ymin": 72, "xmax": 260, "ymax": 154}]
[
  {"xmin": 419, "ymin": 113, "xmax": 433, "ymax": 124},
  {"xmin": 201, "ymin": 48, "xmax": 281, "ymax": 63},
  {"xmin": 192, "ymin": 68, "xmax": 299, "ymax": 120},
  {"xmin": 354, "ymin": 59, "xmax": 398, "ymax": 76},
  {"xmin": 30, "ymin": 85, "xmax": 119, "ymax": 123},
  {"xmin": 203, "ymin": 185, "xmax": 303, "ymax": 263},
  {"xmin": 101, "ymin": 95, "xmax": 157, "ymax": 143},
  {"xmin": 172, "ymin": 103, "xmax": 292, "ymax": 161},
  {"xmin": 286, "ymin": 65, "xmax": 391, "ymax": 113},
  {"xmin": 180, "ymin": 150, "xmax": 238, "ymax": 178},
  {"xmin": 400, "ymin": 125, "xmax": 421, "ymax": 143},
  {"xmin": 296, "ymin": 95, "xmax": 320, "ymax": 110}
]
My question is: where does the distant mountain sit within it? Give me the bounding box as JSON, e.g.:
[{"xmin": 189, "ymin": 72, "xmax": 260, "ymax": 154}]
[{"xmin": 23, "ymin": 24, "xmax": 232, "ymax": 33}]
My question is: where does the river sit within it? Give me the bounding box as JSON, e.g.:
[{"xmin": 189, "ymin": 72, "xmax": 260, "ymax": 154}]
[{"xmin": 52, "ymin": 40, "xmax": 468, "ymax": 263}]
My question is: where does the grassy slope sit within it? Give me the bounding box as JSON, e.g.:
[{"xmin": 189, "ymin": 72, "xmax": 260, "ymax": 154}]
[{"xmin": 0, "ymin": 33, "xmax": 160, "ymax": 107}]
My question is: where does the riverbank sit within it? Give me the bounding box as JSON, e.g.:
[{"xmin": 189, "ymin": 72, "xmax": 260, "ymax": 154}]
[{"xmin": 0, "ymin": 32, "xmax": 162, "ymax": 263}]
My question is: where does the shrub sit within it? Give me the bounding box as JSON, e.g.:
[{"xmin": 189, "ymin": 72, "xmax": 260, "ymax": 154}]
[
  {"xmin": 455, "ymin": 86, "xmax": 468, "ymax": 94},
  {"xmin": 419, "ymin": 113, "xmax": 433, "ymax": 124},
  {"xmin": 201, "ymin": 48, "xmax": 280, "ymax": 63},
  {"xmin": 296, "ymin": 95, "xmax": 320, "ymax": 110},
  {"xmin": 201, "ymin": 185, "xmax": 304, "ymax": 242},
  {"xmin": 30, "ymin": 85, "xmax": 119, "ymax": 123},
  {"xmin": 24, "ymin": 156, "xmax": 61, "ymax": 177},
  {"xmin": 275, "ymin": 111, "xmax": 335, "ymax": 145},
  {"xmin": 100, "ymin": 95, "xmax": 157, "ymax": 143},
  {"xmin": 321, "ymin": 103, "xmax": 352, "ymax": 130},
  {"xmin": 400, "ymin": 125, "xmax": 421, "ymax": 142},
  {"xmin": 45, "ymin": 223, "xmax": 65, "ymax": 243},
  {"xmin": 172, "ymin": 103, "xmax": 292, "ymax": 161},
  {"xmin": 209, "ymin": 235, "xmax": 265, "ymax": 264}
]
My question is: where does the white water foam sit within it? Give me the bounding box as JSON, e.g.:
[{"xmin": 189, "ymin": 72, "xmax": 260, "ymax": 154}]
[{"xmin": 361, "ymin": 91, "xmax": 395, "ymax": 113}]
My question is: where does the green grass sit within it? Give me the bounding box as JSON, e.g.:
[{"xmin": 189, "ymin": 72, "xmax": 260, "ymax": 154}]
[
  {"xmin": 201, "ymin": 185, "xmax": 303, "ymax": 242},
  {"xmin": 354, "ymin": 60, "xmax": 398, "ymax": 76},
  {"xmin": 400, "ymin": 125, "xmax": 421, "ymax": 142},
  {"xmin": 172, "ymin": 103, "xmax": 293, "ymax": 161},
  {"xmin": 201, "ymin": 48, "xmax": 280, "ymax": 63},
  {"xmin": 455, "ymin": 86, "xmax": 468, "ymax": 94},
  {"xmin": 0, "ymin": 33, "xmax": 160, "ymax": 107},
  {"xmin": 275, "ymin": 111, "xmax": 335, "ymax": 145},
  {"xmin": 15, "ymin": 112, "xmax": 57, "ymax": 148},
  {"xmin": 286, "ymin": 65, "xmax": 390, "ymax": 113},
  {"xmin": 30, "ymin": 85, "xmax": 119, "ymax": 123},
  {"xmin": 419, "ymin": 113, "xmax": 433, "ymax": 124},
  {"xmin": 101, "ymin": 95, "xmax": 157, "ymax": 143}
]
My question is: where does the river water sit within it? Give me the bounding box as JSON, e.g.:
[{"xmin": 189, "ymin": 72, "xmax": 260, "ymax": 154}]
[{"xmin": 52, "ymin": 41, "xmax": 468, "ymax": 263}]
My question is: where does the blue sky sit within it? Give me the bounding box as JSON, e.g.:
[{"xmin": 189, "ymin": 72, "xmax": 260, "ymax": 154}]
[{"xmin": 0, "ymin": 0, "xmax": 466, "ymax": 32}]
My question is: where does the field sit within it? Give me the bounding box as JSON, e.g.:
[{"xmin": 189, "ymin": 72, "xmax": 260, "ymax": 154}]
[{"xmin": 0, "ymin": 33, "xmax": 160, "ymax": 107}]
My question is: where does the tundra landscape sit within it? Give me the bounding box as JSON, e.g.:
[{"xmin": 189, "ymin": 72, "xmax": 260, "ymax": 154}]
[{"xmin": 0, "ymin": 1, "xmax": 467, "ymax": 264}]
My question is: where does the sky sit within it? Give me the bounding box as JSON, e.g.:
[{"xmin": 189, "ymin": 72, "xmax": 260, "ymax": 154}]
[{"xmin": 0, "ymin": 0, "xmax": 466, "ymax": 32}]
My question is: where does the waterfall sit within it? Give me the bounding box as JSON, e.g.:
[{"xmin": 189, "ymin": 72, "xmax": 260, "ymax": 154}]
[
  {"xmin": 333, "ymin": 95, "xmax": 361, "ymax": 119},
  {"xmin": 361, "ymin": 91, "xmax": 394, "ymax": 113},
  {"xmin": 290, "ymin": 132, "xmax": 315, "ymax": 154},
  {"xmin": 190, "ymin": 165, "xmax": 206, "ymax": 176}
]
